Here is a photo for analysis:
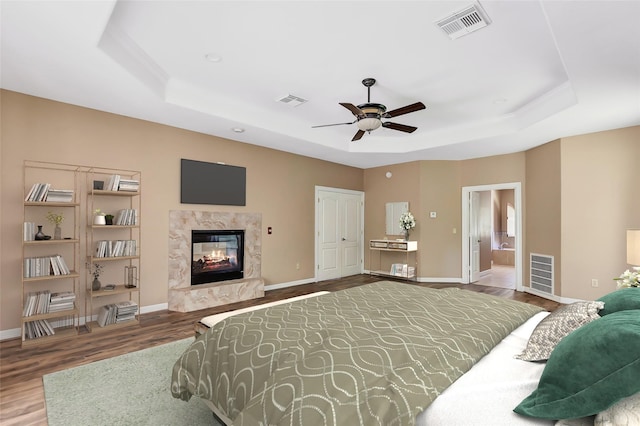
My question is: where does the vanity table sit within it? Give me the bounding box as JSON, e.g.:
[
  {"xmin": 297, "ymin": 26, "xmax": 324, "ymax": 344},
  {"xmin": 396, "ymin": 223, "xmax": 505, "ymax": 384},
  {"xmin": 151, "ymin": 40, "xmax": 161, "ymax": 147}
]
[{"xmin": 369, "ymin": 239, "xmax": 417, "ymax": 280}]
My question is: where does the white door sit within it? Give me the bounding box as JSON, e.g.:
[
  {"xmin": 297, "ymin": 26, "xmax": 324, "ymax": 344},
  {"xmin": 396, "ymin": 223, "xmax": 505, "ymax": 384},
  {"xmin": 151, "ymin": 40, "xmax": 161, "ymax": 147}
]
[
  {"xmin": 470, "ymin": 191, "xmax": 481, "ymax": 283},
  {"xmin": 316, "ymin": 188, "xmax": 363, "ymax": 281}
]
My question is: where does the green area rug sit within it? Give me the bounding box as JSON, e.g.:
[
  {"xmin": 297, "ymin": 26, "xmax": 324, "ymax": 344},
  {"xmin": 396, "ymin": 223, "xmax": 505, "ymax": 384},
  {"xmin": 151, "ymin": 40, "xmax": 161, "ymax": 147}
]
[{"xmin": 43, "ymin": 338, "xmax": 222, "ymax": 426}]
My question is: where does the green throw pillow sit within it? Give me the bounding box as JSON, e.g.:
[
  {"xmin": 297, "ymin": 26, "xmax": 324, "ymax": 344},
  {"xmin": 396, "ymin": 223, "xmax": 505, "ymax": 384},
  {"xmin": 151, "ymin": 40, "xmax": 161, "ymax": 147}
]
[
  {"xmin": 514, "ymin": 310, "xmax": 640, "ymax": 420},
  {"xmin": 597, "ymin": 287, "xmax": 640, "ymax": 316}
]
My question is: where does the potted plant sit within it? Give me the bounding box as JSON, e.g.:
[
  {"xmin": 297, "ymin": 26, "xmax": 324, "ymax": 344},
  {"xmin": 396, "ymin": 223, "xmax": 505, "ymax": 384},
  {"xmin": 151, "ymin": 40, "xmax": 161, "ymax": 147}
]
[
  {"xmin": 93, "ymin": 208, "xmax": 106, "ymax": 225},
  {"xmin": 46, "ymin": 211, "xmax": 64, "ymax": 239},
  {"xmin": 105, "ymin": 214, "xmax": 114, "ymax": 225}
]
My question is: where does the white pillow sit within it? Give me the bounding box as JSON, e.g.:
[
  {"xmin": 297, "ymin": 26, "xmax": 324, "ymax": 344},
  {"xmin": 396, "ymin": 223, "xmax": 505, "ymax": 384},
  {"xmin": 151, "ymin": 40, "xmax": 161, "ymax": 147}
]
[{"xmin": 595, "ymin": 391, "xmax": 640, "ymax": 426}]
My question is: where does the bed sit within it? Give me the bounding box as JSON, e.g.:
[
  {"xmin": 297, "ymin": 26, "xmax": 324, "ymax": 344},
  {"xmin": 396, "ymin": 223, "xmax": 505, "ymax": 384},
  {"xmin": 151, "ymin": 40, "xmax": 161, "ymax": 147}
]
[{"xmin": 171, "ymin": 281, "xmax": 640, "ymax": 425}]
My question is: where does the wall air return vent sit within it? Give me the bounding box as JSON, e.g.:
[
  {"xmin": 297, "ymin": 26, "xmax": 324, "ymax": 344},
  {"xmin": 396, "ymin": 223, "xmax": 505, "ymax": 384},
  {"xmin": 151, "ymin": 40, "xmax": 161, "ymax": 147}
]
[
  {"xmin": 436, "ymin": 3, "xmax": 491, "ymax": 40},
  {"xmin": 530, "ymin": 253, "xmax": 554, "ymax": 295},
  {"xmin": 276, "ymin": 94, "xmax": 308, "ymax": 107}
]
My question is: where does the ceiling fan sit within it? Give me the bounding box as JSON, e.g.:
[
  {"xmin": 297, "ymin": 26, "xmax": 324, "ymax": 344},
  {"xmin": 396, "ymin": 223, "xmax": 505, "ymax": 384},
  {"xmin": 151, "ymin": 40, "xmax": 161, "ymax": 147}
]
[{"xmin": 313, "ymin": 78, "xmax": 426, "ymax": 141}]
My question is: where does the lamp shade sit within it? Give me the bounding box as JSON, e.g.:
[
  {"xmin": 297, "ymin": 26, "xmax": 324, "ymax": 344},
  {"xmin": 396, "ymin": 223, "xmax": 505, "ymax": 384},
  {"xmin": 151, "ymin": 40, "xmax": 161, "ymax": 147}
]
[{"xmin": 627, "ymin": 229, "xmax": 640, "ymax": 266}]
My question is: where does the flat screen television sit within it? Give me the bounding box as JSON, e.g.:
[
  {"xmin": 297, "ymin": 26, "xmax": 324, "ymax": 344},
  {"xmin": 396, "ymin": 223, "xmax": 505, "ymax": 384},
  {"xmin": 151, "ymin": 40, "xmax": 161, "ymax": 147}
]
[{"xmin": 180, "ymin": 159, "xmax": 246, "ymax": 206}]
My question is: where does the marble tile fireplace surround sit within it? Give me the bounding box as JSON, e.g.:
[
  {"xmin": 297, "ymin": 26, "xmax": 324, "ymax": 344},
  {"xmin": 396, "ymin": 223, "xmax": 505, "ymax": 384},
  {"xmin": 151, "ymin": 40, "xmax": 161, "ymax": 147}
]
[{"xmin": 168, "ymin": 210, "xmax": 264, "ymax": 312}]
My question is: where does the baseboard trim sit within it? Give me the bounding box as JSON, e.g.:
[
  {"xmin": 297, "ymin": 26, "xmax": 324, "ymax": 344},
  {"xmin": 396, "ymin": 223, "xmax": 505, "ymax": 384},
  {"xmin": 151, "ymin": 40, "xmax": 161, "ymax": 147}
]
[
  {"xmin": 265, "ymin": 278, "xmax": 315, "ymax": 291},
  {"xmin": 523, "ymin": 287, "xmax": 582, "ymax": 304}
]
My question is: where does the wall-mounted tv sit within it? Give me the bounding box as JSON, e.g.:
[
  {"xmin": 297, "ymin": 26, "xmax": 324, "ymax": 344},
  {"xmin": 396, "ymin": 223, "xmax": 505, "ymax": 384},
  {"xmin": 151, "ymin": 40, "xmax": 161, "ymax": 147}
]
[{"xmin": 180, "ymin": 159, "xmax": 246, "ymax": 206}]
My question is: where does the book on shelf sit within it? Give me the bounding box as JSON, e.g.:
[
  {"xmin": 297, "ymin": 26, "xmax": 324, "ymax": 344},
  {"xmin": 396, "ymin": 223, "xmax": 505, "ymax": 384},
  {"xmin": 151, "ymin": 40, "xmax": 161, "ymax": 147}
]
[
  {"xmin": 25, "ymin": 183, "xmax": 74, "ymax": 202},
  {"xmin": 96, "ymin": 301, "xmax": 138, "ymax": 327},
  {"xmin": 24, "ymin": 222, "xmax": 36, "ymax": 241},
  {"xmin": 115, "ymin": 209, "xmax": 138, "ymax": 225},
  {"xmin": 117, "ymin": 179, "xmax": 139, "ymax": 192},
  {"xmin": 45, "ymin": 189, "xmax": 74, "ymax": 203},
  {"xmin": 390, "ymin": 263, "xmax": 415, "ymax": 278},
  {"xmin": 24, "ymin": 319, "xmax": 55, "ymax": 339},
  {"xmin": 105, "ymin": 175, "xmax": 121, "ymax": 191},
  {"xmin": 25, "ymin": 183, "xmax": 50, "ymax": 202},
  {"xmin": 23, "ymin": 255, "xmax": 71, "ymax": 278},
  {"xmin": 95, "ymin": 240, "xmax": 137, "ymax": 258}
]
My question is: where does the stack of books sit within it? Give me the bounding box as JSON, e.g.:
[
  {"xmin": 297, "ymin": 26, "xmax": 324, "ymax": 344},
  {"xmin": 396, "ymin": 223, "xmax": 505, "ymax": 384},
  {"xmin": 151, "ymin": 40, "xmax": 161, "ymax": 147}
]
[
  {"xmin": 390, "ymin": 263, "xmax": 415, "ymax": 278},
  {"xmin": 94, "ymin": 240, "xmax": 137, "ymax": 258},
  {"xmin": 115, "ymin": 209, "xmax": 138, "ymax": 225},
  {"xmin": 104, "ymin": 175, "xmax": 139, "ymax": 192},
  {"xmin": 23, "ymin": 255, "xmax": 70, "ymax": 277},
  {"xmin": 97, "ymin": 301, "xmax": 138, "ymax": 326},
  {"xmin": 24, "ymin": 319, "xmax": 55, "ymax": 339},
  {"xmin": 45, "ymin": 189, "xmax": 74, "ymax": 202},
  {"xmin": 118, "ymin": 179, "xmax": 139, "ymax": 192},
  {"xmin": 25, "ymin": 183, "xmax": 74, "ymax": 202},
  {"xmin": 24, "ymin": 183, "xmax": 50, "ymax": 202},
  {"xmin": 23, "ymin": 290, "xmax": 52, "ymax": 316},
  {"xmin": 115, "ymin": 301, "xmax": 138, "ymax": 323},
  {"xmin": 97, "ymin": 304, "xmax": 117, "ymax": 327},
  {"xmin": 49, "ymin": 291, "xmax": 76, "ymax": 313}
]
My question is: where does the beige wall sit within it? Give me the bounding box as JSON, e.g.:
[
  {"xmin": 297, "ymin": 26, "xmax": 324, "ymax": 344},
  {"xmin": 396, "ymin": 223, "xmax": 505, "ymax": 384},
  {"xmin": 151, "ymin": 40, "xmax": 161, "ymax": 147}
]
[
  {"xmin": 364, "ymin": 155, "xmax": 527, "ymax": 280},
  {"xmin": 525, "ymin": 139, "xmax": 562, "ymax": 294},
  {"xmin": 2, "ymin": 89, "xmax": 638, "ymax": 334},
  {"xmin": 1, "ymin": 90, "xmax": 363, "ymax": 331},
  {"xmin": 560, "ymin": 127, "xmax": 640, "ymax": 299}
]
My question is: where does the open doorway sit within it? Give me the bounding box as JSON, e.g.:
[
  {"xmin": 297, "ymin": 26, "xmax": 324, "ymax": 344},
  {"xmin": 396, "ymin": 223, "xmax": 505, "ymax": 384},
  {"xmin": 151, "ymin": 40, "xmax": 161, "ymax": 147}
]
[{"xmin": 462, "ymin": 183, "xmax": 523, "ymax": 291}]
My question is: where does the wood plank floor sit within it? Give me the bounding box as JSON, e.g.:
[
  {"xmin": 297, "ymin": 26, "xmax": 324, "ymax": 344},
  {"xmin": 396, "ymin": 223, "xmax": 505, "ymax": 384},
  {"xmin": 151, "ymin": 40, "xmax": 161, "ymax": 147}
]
[{"xmin": 0, "ymin": 275, "xmax": 560, "ymax": 425}]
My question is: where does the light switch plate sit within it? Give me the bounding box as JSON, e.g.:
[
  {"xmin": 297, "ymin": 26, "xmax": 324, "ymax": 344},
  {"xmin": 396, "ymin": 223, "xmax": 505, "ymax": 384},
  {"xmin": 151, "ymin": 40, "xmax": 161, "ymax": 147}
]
[{"xmin": 430, "ymin": 211, "xmax": 437, "ymax": 218}]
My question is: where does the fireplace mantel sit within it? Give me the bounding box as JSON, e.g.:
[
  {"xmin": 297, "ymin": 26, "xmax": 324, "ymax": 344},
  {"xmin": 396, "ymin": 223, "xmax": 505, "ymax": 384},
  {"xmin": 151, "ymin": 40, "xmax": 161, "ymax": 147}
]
[{"xmin": 168, "ymin": 210, "xmax": 264, "ymax": 312}]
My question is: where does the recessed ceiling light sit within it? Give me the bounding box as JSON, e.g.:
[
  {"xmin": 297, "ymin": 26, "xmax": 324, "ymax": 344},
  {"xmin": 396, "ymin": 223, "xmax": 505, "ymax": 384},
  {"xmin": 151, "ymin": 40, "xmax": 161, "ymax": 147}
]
[
  {"xmin": 204, "ymin": 53, "xmax": 222, "ymax": 62},
  {"xmin": 231, "ymin": 127, "xmax": 245, "ymax": 133}
]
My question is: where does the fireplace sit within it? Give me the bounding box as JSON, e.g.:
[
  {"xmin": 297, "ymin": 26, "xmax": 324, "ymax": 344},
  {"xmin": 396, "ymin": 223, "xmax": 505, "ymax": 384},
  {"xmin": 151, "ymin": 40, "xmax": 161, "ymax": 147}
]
[{"xmin": 191, "ymin": 230, "xmax": 244, "ymax": 285}]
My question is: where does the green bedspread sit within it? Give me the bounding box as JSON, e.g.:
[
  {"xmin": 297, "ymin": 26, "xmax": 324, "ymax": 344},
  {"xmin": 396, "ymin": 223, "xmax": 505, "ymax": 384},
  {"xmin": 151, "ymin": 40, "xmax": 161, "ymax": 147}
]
[{"xmin": 171, "ymin": 281, "xmax": 542, "ymax": 425}]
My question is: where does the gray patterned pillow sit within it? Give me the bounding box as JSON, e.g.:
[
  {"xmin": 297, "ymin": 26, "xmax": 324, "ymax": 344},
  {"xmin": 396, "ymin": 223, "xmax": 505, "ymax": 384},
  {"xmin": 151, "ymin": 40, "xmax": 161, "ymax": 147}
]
[{"xmin": 515, "ymin": 301, "xmax": 604, "ymax": 361}]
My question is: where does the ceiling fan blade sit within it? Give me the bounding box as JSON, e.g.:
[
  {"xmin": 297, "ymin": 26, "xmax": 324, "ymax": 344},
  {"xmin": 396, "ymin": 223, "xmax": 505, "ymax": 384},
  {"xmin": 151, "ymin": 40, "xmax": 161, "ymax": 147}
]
[
  {"xmin": 312, "ymin": 120, "xmax": 356, "ymax": 128},
  {"xmin": 340, "ymin": 102, "xmax": 364, "ymax": 117},
  {"xmin": 352, "ymin": 130, "xmax": 366, "ymax": 141},
  {"xmin": 382, "ymin": 122, "xmax": 418, "ymax": 133},
  {"xmin": 384, "ymin": 102, "xmax": 426, "ymax": 118}
]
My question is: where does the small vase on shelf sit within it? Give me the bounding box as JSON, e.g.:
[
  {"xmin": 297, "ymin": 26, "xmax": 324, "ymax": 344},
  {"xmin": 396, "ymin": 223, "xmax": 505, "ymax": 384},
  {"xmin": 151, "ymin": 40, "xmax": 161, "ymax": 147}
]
[
  {"xmin": 54, "ymin": 224, "xmax": 62, "ymax": 240},
  {"xmin": 35, "ymin": 225, "xmax": 46, "ymax": 240},
  {"xmin": 403, "ymin": 230, "xmax": 410, "ymax": 241},
  {"xmin": 91, "ymin": 278, "xmax": 101, "ymax": 291},
  {"xmin": 94, "ymin": 215, "xmax": 106, "ymax": 225}
]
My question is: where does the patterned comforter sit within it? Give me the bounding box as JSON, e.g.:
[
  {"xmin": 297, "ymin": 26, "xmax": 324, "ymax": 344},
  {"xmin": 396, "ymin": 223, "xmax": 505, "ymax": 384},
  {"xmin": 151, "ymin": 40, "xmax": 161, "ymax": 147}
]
[{"xmin": 171, "ymin": 281, "xmax": 542, "ymax": 425}]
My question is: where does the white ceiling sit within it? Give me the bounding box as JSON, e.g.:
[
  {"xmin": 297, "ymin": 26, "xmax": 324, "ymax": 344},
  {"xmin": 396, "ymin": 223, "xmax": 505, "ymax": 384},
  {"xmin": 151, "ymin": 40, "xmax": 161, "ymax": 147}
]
[{"xmin": 2, "ymin": 1, "xmax": 639, "ymax": 168}]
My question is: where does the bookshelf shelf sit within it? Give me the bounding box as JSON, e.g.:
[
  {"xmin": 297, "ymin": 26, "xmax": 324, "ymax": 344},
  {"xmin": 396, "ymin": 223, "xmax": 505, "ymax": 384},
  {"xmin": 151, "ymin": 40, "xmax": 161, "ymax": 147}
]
[
  {"xmin": 91, "ymin": 284, "xmax": 140, "ymax": 298},
  {"xmin": 85, "ymin": 319, "xmax": 139, "ymax": 333},
  {"xmin": 23, "ymin": 239, "xmax": 80, "ymax": 246},
  {"xmin": 21, "ymin": 306, "xmax": 80, "ymax": 323},
  {"xmin": 20, "ymin": 326, "xmax": 78, "ymax": 347},
  {"xmin": 22, "ymin": 272, "xmax": 81, "ymax": 283},
  {"xmin": 24, "ymin": 201, "xmax": 81, "ymax": 207}
]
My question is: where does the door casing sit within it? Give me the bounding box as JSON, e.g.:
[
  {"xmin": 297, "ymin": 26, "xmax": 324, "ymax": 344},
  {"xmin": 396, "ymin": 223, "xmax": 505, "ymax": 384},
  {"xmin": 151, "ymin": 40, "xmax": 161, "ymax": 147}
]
[
  {"xmin": 315, "ymin": 186, "xmax": 364, "ymax": 281},
  {"xmin": 462, "ymin": 182, "xmax": 523, "ymax": 291}
]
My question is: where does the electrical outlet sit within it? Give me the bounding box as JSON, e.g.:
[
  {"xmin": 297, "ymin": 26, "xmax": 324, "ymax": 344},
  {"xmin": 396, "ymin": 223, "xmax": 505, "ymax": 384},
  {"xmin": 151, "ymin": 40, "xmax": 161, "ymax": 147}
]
[
  {"xmin": 296, "ymin": 262, "xmax": 300, "ymax": 270},
  {"xmin": 591, "ymin": 279, "xmax": 599, "ymax": 288}
]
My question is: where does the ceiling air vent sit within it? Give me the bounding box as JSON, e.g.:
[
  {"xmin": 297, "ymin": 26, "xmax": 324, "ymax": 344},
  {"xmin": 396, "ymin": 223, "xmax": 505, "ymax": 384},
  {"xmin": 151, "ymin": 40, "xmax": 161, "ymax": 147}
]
[
  {"xmin": 435, "ymin": 3, "xmax": 491, "ymax": 40},
  {"xmin": 276, "ymin": 94, "xmax": 308, "ymax": 107}
]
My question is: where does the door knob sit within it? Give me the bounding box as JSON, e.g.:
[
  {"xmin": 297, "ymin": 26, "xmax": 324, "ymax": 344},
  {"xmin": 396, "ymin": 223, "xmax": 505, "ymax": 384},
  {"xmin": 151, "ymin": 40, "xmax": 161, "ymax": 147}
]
[{"xmin": 342, "ymin": 237, "xmax": 346, "ymax": 241}]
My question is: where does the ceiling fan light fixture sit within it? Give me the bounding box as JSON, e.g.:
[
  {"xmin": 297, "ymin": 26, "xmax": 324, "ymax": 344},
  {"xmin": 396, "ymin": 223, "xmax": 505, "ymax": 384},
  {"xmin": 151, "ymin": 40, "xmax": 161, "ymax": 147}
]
[{"xmin": 357, "ymin": 117, "xmax": 382, "ymax": 131}]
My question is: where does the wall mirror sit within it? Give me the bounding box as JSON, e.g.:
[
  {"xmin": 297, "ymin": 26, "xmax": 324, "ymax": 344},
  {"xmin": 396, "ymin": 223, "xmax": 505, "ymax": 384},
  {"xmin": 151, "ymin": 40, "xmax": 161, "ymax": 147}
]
[{"xmin": 386, "ymin": 202, "xmax": 409, "ymax": 235}]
